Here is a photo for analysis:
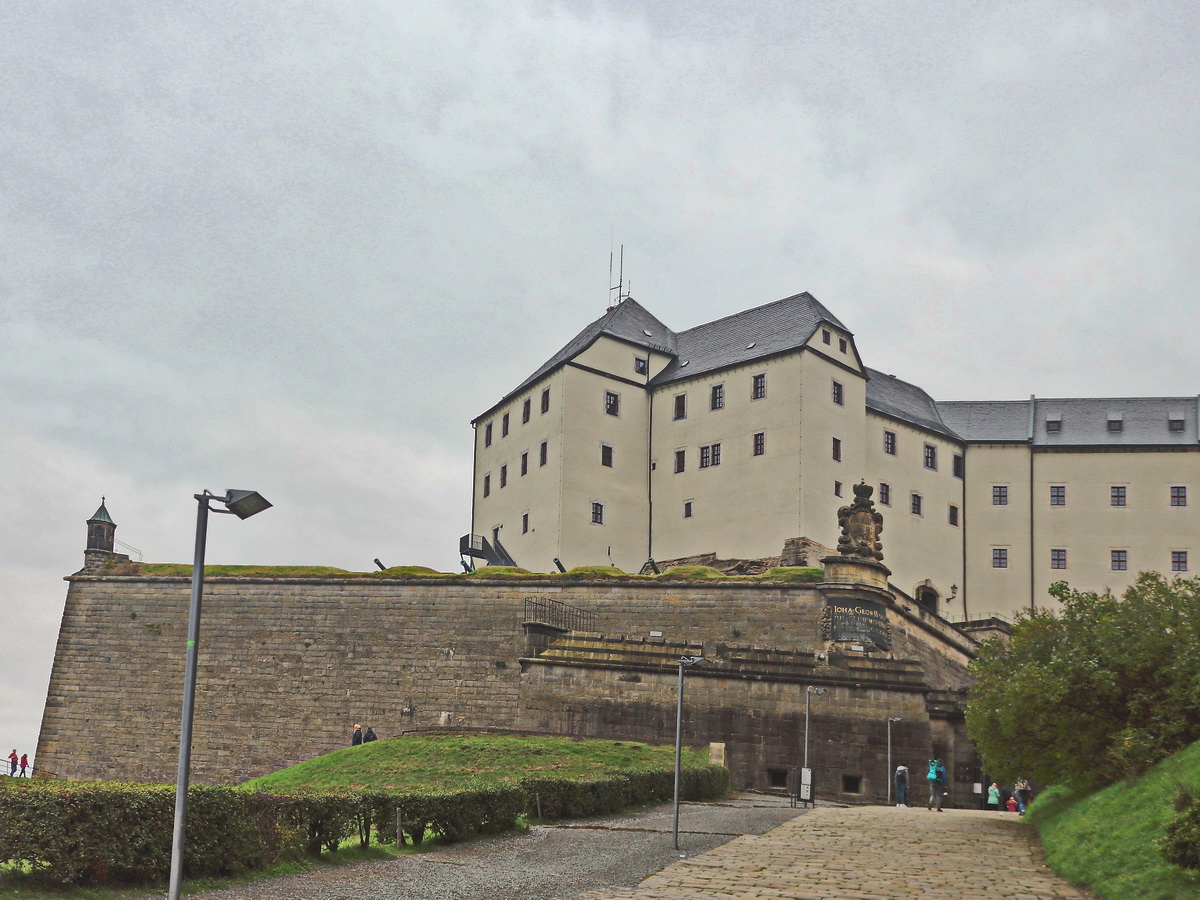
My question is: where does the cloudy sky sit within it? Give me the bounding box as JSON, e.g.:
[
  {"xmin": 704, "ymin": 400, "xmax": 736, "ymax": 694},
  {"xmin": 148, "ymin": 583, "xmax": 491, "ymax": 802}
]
[{"xmin": 2, "ymin": 1, "xmax": 1198, "ymax": 763}]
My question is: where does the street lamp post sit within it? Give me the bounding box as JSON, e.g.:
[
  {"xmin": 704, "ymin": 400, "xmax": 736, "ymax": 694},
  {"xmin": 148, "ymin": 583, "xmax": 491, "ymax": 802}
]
[
  {"xmin": 672, "ymin": 655, "xmax": 703, "ymax": 851},
  {"xmin": 803, "ymin": 686, "xmax": 827, "ymax": 807},
  {"xmin": 169, "ymin": 490, "xmax": 271, "ymax": 900},
  {"xmin": 886, "ymin": 717, "xmax": 902, "ymax": 805}
]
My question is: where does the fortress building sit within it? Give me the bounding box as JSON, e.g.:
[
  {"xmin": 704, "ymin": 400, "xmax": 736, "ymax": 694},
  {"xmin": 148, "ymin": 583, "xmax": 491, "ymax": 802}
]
[{"xmin": 470, "ymin": 292, "xmax": 1199, "ymax": 620}]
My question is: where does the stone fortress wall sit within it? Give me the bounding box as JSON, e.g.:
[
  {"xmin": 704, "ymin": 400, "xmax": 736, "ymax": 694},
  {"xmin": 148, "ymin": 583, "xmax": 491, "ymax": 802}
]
[{"xmin": 37, "ymin": 568, "xmax": 984, "ymax": 807}]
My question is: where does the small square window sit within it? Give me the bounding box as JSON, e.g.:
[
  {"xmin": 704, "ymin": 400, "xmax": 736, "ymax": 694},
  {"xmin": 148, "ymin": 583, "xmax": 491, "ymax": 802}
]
[
  {"xmin": 1050, "ymin": 485, "xmax": 1066, "ymax": 506},
  {"xmin": 752, "ymin": 431, "xmax": 765, "ymax": 457},
  {"xmin": 539, "ymin": 441, "xmax": 548, "ymax": 467},
  {"xmin": 1051, "ymin": 548, "xmax": 1067, "ymax": 569},
  {"xmin": 924, "ymin": 444, "xmax": 937, "ymax": 470},
  {"xmin": 883, "ymin": 431, "xmax": 896, "ymax": 455},
  {"xmin": 591, "ymin": 502, "xmax": 604, "ymax": 525},
  {"xmin": 500, "ymin": 465, "xmax": 507, "ymax": 488},
  {"xmin": 993, "ymin": 485, "xmax": 1009, "ymax": 506},
  {"xmin": 1171, "ymin": 486, "xmax": 1188, "ymax": 507},
  {"xmin": 993, "ymin": 548, "xmax": 1008, "ymax": 568},
  {"xmin": 834, "ymin": 480, "xmax": 843, "ymax": 497},
  {"xmin": 751, "ymin": 373, "xmax": 766, "ymax": 400},
  {"xmin": 502, "ymin": 413, "xmax": 510, "ymax": 437},
  {"xmin": 841, "ymin": 774, "xmax": 862, "ymax": 794},
  {"xmin": 879, "ymin": 483, "xmax": 891, "ymax": 506},
  {"xmin": 910, "ymin": 493, "xmax": 922, "ymax": 516},
  {"xmin": 522, "ymin": 398, "xmax": 531, "ymax": 424},
  {"xmin": 674, "ymin": 449, "xmax": 686, "ymax": 473},
  {"xmin": 838, "ymin": 337, "xmax": 847, "ymax": 353},
  {"xmin": 953, "ymin": 454, "xmax": 964, "ymax": 479},
  {"xmin": 483, "ymin": 474, "xmax": 491, "ymax": 498},
  {"xmin": 711, "ymin": 384, "xmax": 724, "ymax": 410},
  {"xmin": 949, "ymin": 504, "xmax": 959, "ymax": 526},
  {"xmin": 522, "ymin": 512, "xmax": 529, "ymax": 534},
  {"xmin": 604, "ymin": 391, "xmax": 620, "ymax": 417},
  {"xmin": 1046, "ymin": 417, "xmax": 1062, "ymax": 433},
  {"xmin": 521, "ymin": 452, "xmax": 528, "ymax": 476},
  {"xmin": 1107, "ymin": 418, "xmax": 1123, "ymax": 433},
  {"xmin": 1111, "ymin": 485, "xmax": 1126, "ymax": 506},
  {"xmin": 683, "ymin": 500, "xmax": 693, "ymax": 519},
  {"xmin": 1170, "ymin": 418, "xmax": 1186, "ymax": 432},
  {"xmin": 1172, "ymin": 551, "xmax": 1189, "ymax": 572},
  {"xmin": 484, "ymin": 422, "xmax": 493, "ymax": 447},
  {"xmin": 673, "ymin": 394, "xmax": 687, "ymax": 420},
  {"xmin": 601, "ymin": 444, "xmax": 613, "ymax": 468},
  {"xmin": 1111, "ymin": 550, "xmax": 1127, "ymax": 571},
  {"xmin": 832, "ymin": 437, "xmax": 842, "ymax": 462},
  {"xmin": 822, "ymin": 329, "xmax": 831, "ymax": 345},
  {"xmin": 635, "ymin": 357, "xmax": 648, "ymax": 375},
  {"xmin": 832, "ymin": 381, "xmax": 844, "ymax": 405},
  {"xmin": 541, "ymin": 388, "xmax": 550, "ymax": 414}
]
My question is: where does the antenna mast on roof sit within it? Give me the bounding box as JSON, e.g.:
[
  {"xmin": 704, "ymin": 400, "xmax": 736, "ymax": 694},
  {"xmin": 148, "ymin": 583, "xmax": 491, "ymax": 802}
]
[{"xmin": 609, "ymin": 244, "xmax": 628, "ymax": 309}]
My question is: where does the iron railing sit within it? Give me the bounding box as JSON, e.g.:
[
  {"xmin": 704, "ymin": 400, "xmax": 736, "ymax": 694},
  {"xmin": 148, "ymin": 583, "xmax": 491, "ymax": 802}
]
[{"xmin": 523, "ymin": 596, "xmax": 596, "ymax": 633}]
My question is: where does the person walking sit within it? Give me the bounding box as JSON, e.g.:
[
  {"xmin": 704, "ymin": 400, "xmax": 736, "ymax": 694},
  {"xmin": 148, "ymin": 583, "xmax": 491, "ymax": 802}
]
[
  {"xmin": 1014, "ymin": 778, "xmax": 1031, "ymax": 815},
  {"xmin": 7, "ymin": 749, "xmax": 16, "ymax": 777},
  {"xmin": 19, "ymin": 754, "xmax": 28, "ymax": 777},
  {"xmin": 986, "ymin": 782, "xmax": 1000, "ymax": 810},
  {"xmin": 363, "ymin": 726, "xmax": 378, "ymax": 743},
  {"xmin": 351, "ymin": 724, "xmax": 363, "ymax": 746},
  {"xmin": 894, "ymin": 765, "xmax": 909, "ymax": 807},
  {"xmin": 927, "ymin": 759, "xmax": 946, "ymax": 812}
]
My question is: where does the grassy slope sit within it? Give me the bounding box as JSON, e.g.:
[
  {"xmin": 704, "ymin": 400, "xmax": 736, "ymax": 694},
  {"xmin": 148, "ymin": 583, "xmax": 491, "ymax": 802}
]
[
  {"xmin": 240, "ymin": 732, "xmax": 711, "ymax": 793},
  {"xmin": 1027, "ymin": 739, "xmax": 1200, "ymax": 900}
]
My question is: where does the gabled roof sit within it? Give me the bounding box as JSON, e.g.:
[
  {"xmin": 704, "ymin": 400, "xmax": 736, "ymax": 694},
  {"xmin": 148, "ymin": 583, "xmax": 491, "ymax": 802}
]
[
  {"xmin": 651, "ymin": 292, "xmax": 847, "ymax": 386},
  {"xmin": 864, "ymin": 369, "xmax": 960, "ymax": 440},
  {"xmin": 936, "ymin": 397, "xmax": 1200, "ymax": 446}
]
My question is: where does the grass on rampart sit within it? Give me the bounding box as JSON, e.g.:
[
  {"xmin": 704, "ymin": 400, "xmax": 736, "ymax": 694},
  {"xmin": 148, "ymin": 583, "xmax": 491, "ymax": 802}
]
[
  {"xmin": 1026, "ymin": 738, "xmax": 1200, "ymax": 900},
  {"xmin": 240, "ymin": 732, "xmax": 710, "ymax": 793},
  {"xmin": 95, "ymin": 560, "xmax": 826, "ymax": 584}
]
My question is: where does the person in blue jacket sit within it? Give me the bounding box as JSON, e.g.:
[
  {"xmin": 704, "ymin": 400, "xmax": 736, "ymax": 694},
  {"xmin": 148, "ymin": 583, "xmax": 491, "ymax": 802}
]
[{"xmin": 927, "ymin": 759, "xmax": 947, "ymax": 811}]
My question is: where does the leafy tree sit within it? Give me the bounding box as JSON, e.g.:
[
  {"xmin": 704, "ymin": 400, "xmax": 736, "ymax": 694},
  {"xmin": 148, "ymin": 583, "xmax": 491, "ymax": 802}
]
[{"xmin": 966, "ymin": 574, "xmax": 1200, "ymax": 788}]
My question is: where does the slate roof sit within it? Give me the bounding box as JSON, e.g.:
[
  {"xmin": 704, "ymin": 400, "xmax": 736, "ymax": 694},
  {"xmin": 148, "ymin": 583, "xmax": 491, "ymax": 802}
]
[
  {"xmin": 937, "ymin": 398, "xmax": 1200, "ymax": 446},
  {"xmin": 864, "ymin": 369, "xmax": 959, "ymax": 440},
  {"xmin": 651, "ymin": 292, "xmax": 847, "ymax": 386}
]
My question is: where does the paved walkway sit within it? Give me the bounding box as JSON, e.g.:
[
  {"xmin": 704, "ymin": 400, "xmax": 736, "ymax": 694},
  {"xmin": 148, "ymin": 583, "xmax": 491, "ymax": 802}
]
[{"xmin": 578, "ymin": 806, "xmax": 1090, "ymax": 900}]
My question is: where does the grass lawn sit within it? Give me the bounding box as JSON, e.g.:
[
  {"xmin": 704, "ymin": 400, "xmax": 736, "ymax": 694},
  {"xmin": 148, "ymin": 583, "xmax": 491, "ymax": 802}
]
[
  {"xmin": 1027, "ymin": 739, "xmax": 1200, "ymax": 900},
  {"xmin": 240, "ymin": 732, "xmax": 710, "ymax": 793}
]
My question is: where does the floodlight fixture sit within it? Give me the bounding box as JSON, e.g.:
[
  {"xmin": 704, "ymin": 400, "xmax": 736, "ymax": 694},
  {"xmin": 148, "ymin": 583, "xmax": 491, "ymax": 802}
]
[{"xmin": 223, "ymin": 489, "xmax": 272, "ymax": 519}]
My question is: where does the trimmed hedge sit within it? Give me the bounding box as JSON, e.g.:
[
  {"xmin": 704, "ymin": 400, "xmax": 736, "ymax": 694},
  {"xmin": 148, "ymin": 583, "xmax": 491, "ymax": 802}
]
[{"xmin": 0, "ymin": 764, "xmax": 726, "ymax": 885}]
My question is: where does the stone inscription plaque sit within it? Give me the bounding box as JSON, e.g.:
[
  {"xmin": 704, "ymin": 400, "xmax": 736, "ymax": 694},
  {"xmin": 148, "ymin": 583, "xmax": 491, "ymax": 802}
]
[{"xmin": 822, "ymin": 599, "xmax": 891, "ymax": 650}]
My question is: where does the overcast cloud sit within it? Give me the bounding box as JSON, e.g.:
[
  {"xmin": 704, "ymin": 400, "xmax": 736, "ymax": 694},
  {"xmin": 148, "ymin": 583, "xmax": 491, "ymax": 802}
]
[{"xmin": 2, "ymin": 0, "xmax": 1198, "ymax": 763}]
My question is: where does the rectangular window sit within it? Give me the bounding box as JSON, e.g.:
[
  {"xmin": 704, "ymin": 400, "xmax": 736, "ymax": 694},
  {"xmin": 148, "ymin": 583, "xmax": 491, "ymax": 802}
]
[
  {"xmin": 993, "ymin": 485, "xmax": 1009, "ymax": 506},
  {"xmin": 699, "ymin": 443, "xmax": 722, "ymax": 468},
  {"xmin": 879, "ymin": 483, "xmax": 891, "ymax": 506},
  {"xmin": 683, "ymin": 500, "xmax": 693, "ymax": 519},
  {"xmin": 520, "ymin": 452, "xmax": 528, "ymax": 476},
  {"xmin": 993, "ymin": 548, "xmax": 1008, "ymax": 568},
  {"xmin": 883, "ymin": 431, "xmax": 896, "ymax": 455},
  {"xmin": 953, "ymin": 454, "xmax": 964, "ymax": 479},
  {"xmin": 1051, "ymin": 549, "xmax": 1067, "ymax": 569},
  {"xmin": 483, "ymin": 474, "xmax": 491, "ymax": 498},
  {"xmin": 635, "ymin": 356, "xmax": 648, "ymax": 375},
  {"xmin": 540, "ymin": 441, "xmax": 547, "ymax": 466},
  {"xmin": 1046, "ymin": 417, "xmax": 1062, "ymax": 433},
  {"xmin": 604, "ymin": 391, "xmax": 620, "ymax": 417},
  {"xmin": 834, "ymin": 480, "xmax": 843, "ymax": 497},
  {"xmin": 500, "ymin": 465, "xmax": 507, "ymax": 488},
  {"xmin": 1171, "ymin": 486, "xmax": 1188, "ymax": 507},
  {"xmin": 674, "ymin": 449, "xmax": 686, "ymax": 473},
  {"xmin": 541, "ymin": 388, "xmax": 550, "ymax": 414},
  {"xmin": 1111, "ymin": 550, "xmax": 1127, "ymax": 571},
  {"xmin": 924, "ymin": 444, "xmax": 937, "ymax": 470},
  {"xmin": 484, "ymin": 422, "xmax": 493, "ymax": 447},
  {"xmin": 1107, "ymin": 417, "xmax": 1123, "ymax": 433},
  {"xmin": 522, "ymin": 398, "xmax": 531, "ymax": 424},
  {"xmin": 1170, "ymin": 418, "xmax": 1185, "ymax": 432},
  {"xmin": 711, "ymin": 384, "xmax": 724, "ymax": 410},
  {"xmin": 752, "ymin": 431, "xmax": 765, "ymax": 456},
  {"xmin": 751, "ymin": 373, "xmax": 766, "ymax": 400},
  {"xmin": 591, "ymin": 502, "xmax": 604, "ymax": 525},
  {"xmin": 949, "ymin": 504, "xmax": 959, "ymax": 526},
  {"xmin": 1172, "ymin": 551, "xmax": 1189, "ymax": 572},
  {"xmin": 1050, "ymin": 485, "xmax": 1066, "ymax": 506},
  {"xmin": 601, "ymin": 444, "xmax": 613, "ymax": 468},
  {"xmin": 832, "ymin": 437, "xmax": 842, "ymax": 462},
  {"xmin": 502, "ymin": 413, "xmax": 509, "ymax": 437},
  {"xmin": 522, "ymin": 512, "xmax": 529, "ymax": 534},
  {"xmin": 832, "ymin": 381, "xmax": 844, "ymax": 405},
  {"xmin": 674, "ymin": 394, "xmax": 687, "ymax": 420},
  {"xmin": 839, "ymin": 337, "xmax": 847, "ymax": 353},
  {"xmin": 910, "ymin": 493, "xmax": 923, "ymax": 516},
  {"xmin": 822, "ymin": 329, "xmax": 831, "ymax": 344},
  {"xmin": 1111, "ymin": 485, "xmax": 1126, "ymax": 507}
]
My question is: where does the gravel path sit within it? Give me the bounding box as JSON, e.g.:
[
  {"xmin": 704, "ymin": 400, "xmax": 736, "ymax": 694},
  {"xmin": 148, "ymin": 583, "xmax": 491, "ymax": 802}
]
[{"xmin": 189, "ymin": 794, "xmax": 805, "ymax": 900}]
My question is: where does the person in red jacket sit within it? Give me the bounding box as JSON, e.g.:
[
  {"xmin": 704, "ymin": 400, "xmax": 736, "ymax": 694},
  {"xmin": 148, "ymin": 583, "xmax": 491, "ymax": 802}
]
[
  {"xmin": 19, "ymin": 754, "xmax": 28, "ymax": 777},
  {"xmin": 6, "ymin": 749, "xmax": 16, "ymax": 776}
]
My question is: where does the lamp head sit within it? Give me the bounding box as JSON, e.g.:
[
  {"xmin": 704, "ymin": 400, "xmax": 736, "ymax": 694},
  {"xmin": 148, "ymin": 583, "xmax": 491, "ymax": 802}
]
[{"xmin": 223, "ymin": 489, "xmax": 272, "ymax": 520}]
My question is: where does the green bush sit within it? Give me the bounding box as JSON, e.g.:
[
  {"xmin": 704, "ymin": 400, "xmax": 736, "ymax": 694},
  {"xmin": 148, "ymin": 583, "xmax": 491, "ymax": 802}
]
[
  {"xmin": 1161, "ymin": 803, "xmax": 1200, "ymax": 870},
  {"xmin": 520, "ymin": 764, "xmax": 727, "ymax": 819}
]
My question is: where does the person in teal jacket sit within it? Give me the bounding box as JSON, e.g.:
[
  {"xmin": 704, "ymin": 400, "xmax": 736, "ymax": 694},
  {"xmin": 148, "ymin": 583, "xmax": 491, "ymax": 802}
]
[
  {"xmin": 986, "ymin": 782, "xmax": 1000, "ymax": 810},
  {"xmin": 927, "ymin": 759, "xmax": 947, "ymax": 811}
]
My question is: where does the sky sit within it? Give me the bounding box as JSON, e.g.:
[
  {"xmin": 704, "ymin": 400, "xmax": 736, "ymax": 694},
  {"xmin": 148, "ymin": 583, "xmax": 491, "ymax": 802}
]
[{"xmin": 2, "ymin": 1, "xmax": 1198, "ymax": 764}]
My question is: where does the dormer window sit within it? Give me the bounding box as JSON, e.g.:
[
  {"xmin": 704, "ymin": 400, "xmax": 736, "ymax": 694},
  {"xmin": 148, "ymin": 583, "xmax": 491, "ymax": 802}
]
[
  {"xmin": 1046, "ymin": 415, "xmax": 1062, "ymax": 433},
  {"xmin": 1169, "ymin": 414, "xmax": 1186, "ymax": 432},
  {"xmin": 1107, "ymin": 414, "xmax": 1123, "ymax": 433}
]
